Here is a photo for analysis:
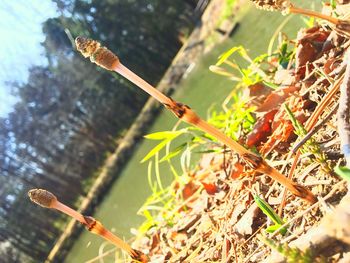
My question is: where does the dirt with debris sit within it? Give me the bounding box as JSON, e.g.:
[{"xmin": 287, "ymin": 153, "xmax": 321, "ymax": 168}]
[{"xmin": 131, "ymin": 4, "xmax": 350, "ymax": 263}]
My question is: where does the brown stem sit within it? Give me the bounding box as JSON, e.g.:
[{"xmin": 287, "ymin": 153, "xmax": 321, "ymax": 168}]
[
  {"xmin": 28, "ymin": 189, "xmax": 148, "ymax": 262},
  {"xmin": 288, "ymin": 5, "xmax": 339, "ymax": 25},
  {"xmin": 83, "ymin": 216, "xmax": 148, "ymax": 262},
  {"xmin": 54, "ymin": 201, "xmax": 86, "ymax": 224},
  {"xmin": 75, "ymin": 37, "xmax": 316, "ymax": 203},
  {"xmin": 116, "ymin": 63, "xmax": 174, "ymax": 106}
]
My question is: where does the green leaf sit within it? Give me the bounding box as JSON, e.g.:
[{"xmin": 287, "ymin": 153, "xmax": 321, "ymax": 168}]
[
  {"xmin": 160, "ymin": 143, "xmax": 187, "ymax": 162},
  {"xmin": 254, "ymin": 195, "xmax": 283, "ymax": 225},
  {"xmin": 266, "ymin": 224, "xmax": 287, "ymax": 235},
  {"xmin": 144, "ymin": 130, "xmax": 185, "ymax": 140},
  {"xmin": 284, "ymin": 104, "xmax": 306, "ymax": 135},
  {"xmin": 255, "ymin": 195, "xmax": 287, "ymax": 235},
  {"xmin": 141, "ymin": 139, "xmax": 170, "ymax": 163},
  {"xmin": 142, "ymin": 209, "xmax": 154, "ymax": 221},
  {"xmin": 216, "ymin": 46, "xmax": 243, "ymax": 66},
  {"xmin": 246, "ymin": 112, "xmax": 255, "ymax": 123},
  {"xmin": 280, "ymin": 42, "xmax": 288, "ymax": 57},
  {"xmin": 330, "ymin": 0, "xmax": 336, "ymax": 9},
  {"xmin": 194, "ymin": 149, "xmax": 218, "ymax": 154},
  {"xmin": 335, "ymin": 166, "xmax": 350, "ymax": 182}
]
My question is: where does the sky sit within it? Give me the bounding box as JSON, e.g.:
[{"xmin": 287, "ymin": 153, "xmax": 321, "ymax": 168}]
[{"xmin": 0, "ymin": 0, "xmax": 59, "ymax": 117}]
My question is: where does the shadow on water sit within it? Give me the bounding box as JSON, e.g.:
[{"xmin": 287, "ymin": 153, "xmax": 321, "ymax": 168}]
[{"xmin": 66, "ymin": 2, "xmax": 317, "ymax": 262}]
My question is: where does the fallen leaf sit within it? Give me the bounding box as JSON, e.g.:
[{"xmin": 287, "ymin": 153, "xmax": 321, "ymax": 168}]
[
  {"xmin": 246, "ymin": 109, "xmax": 277, "ymax": 148},
  {"xmin": 245, "ymin": 82, "xmax": 272, "ymax": 108},
  {"xmin": 274, "ymin": 68, "xmax": 295, "ymax": 86},
  {"xmin": 256, "ymin": 85, "xmax": 298, "ymax": 112},
  {"xmin": 260, "ymin": 96, "xmax": 309, "ymax": 155},
  {"xmin": 295, "ymin": 26, "xmax": 329, "ymax": 77},
  {"xmin": 230, "ymin": 162, "xmax": 244, "ymax": 179},
  {"xmin": 230, "ymin": 203, "xmax": 247, "ymax": 225},
  {"xmin": 201, "ymin": 182, "xmax": 217, "ymax": 195},
  {"xmin": 324, "ymin": 57, "xmax": 341, "ymax": 75}
]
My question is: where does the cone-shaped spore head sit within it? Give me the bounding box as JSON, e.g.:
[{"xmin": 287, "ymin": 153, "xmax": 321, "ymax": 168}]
[
  {"xmin": 251, "ymin": 0, "xmax": 291, "ymax": 11},
  {"xmin": 75, "ymin": 36, "xmax": 100, "ymax": 58},
  {"xmin": 75, "ymin": 36, "xmax": 119, "ymax": 70},
  {"xmin": 28, "ymin": 189, "xmax": 57, "ymax": 208}
]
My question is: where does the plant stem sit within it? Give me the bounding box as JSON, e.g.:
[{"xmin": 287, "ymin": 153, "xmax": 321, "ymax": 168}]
[
  {"xmin": 117, "ymin": 63, "xmax": 174, "ymax": 106},
  {"xmin": 288, "ymin": 5, "xmax": 339, "ymax": 25},
  {"xmin": 75, "ymin": 37, "xmax": 316, "ymax": 203},
  {"xmin": 54, "ymin": 201, "xmax": 86, "ymax": 223},
  {"xmin": 28, "ymin": 189, "xmax": 148, "ymax": 262}
]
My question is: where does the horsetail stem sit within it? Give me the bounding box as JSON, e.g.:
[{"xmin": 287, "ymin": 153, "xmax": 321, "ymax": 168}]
[
  {"xmin": 28, "ymin": 189, "xmax": 148, "ymax": 262},
  {"xmin": 28, "ymin": 189, "xmax": 85, "ymax": 223},
  {"xmin": 75, "ymin": 36, "xmax": 317, "ymax": 204},
  {"xmin": 251, "ymin": 0, "xmax": 342, "ymax": 25}
]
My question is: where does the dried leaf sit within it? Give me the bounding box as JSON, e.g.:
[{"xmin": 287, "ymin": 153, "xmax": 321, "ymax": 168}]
[
  {"xmin": 245, "ymin": 82, "xmax": 272, "ymax": 108},
  {"xmin": 246, "ymin": 109, "xmax": 277, "ymax": 148},
  {"xmin": 230, "ymin": 203, "xmax": 247, "ymax": 225},
  {"xmin": 201, "ymin": 182, "xmax": 217, "ymax": 195},
  {"xmin": 324, "ymin": 58, "xmax": 341, "ymax": 75},
  {"xmin": 260, "ymin": 96, "xmax": 309, "ymax": 155},
  {"xmin": 295, "ymin": 26, "xmax": 329, "ymax": 72},
  {"xmin": 274, "ymin": 68, "xmax": 294, "ymax": 86},
  {"xmin": 295, "ymin": 41, "xmax": 318, "ymax": 69},
  {"xmin": 257, "ymin": 85, "xmax": 298, "ymax": 112},
  {"xmin": 230, "ymin": 162, "xmax": 244, "ymax": 179}
]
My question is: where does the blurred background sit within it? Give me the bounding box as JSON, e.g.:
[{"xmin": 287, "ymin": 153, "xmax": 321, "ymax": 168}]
[{"xmin": 0, "ymin": 0, "xmax": 204, "ymax": 261}]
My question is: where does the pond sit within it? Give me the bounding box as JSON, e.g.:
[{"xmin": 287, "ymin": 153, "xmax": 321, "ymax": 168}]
[{"xmin": 66, "ymin": 1, "xmax": 316, "ymax": 262}]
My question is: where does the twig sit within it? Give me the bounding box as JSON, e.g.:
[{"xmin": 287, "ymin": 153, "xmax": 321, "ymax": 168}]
[
  {"xmin": 75, "ymin": 36, "xmax": 316, "ymax": 203},
  {"xmin": 28, "ymin": 189, "xmax": 148, "ymax": 263},
  {"xmin": 338, "ymin": 51, "xmax": 350, "ymax": 167}
]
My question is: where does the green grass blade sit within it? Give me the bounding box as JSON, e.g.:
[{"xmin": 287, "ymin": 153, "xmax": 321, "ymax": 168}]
[
  {"xmin": 144, "ymin": 130, "xmax": 185, "ymax": 140},
  {"xmin": 266, "ymin": 224, "xmax": 287, "ymax": 235},
  {"xmin": 141, "ymin": 139, "xmax": 169, "ymax": 163},
  {"xmin": 160, "ymin": 142, "xmax": 187, "ymax": 162},
  {"xmin": 254, "ymin": 195, "xmax": 287, "ymax": 235},
  {"xmin": 335, "ymin": 166, "xmax": 350, "ymax": 182}
]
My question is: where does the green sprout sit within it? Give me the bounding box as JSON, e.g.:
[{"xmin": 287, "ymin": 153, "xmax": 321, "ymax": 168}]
[
  {"xmin": 334, "ymin": 166, "xmax": 350, "ymax": 182},
  {"xmin": 254, "ymin": 195, "xmax": 287, "ymax": 235}
]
